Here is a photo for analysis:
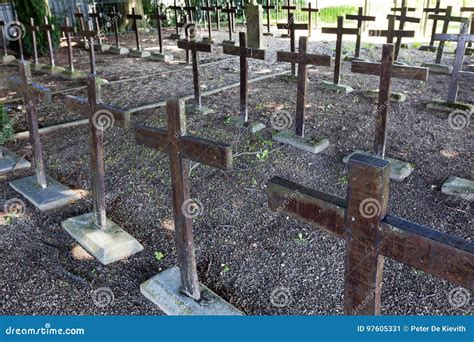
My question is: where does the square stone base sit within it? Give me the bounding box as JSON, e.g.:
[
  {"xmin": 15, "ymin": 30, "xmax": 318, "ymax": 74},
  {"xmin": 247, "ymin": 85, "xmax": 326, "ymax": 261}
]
[
  {"xmin": 0, "ymin": 147, "xmax": 31, "ymax": 173},
  {"xmin": 59, "ymin": 69, "xmax": 87, "ymax": 80},
  {"xmin": 279, "ymin": 74, "xmax": 299, "ymax": 83},
  {"xmin": 441, "ymin": 177, "xmax": 473, "ymax": 201},
  {"xmin": 420, "ymin": 62, "xmax": 452, "ymax": 75},
  {"xmin": 186, "ymin": 104, "xmax": 214, "ymax": 115},
  {"xmin": 226, "ymin": 116, "xmax": 265, "ymax": 133},
  {"xmin": 150, "ymin": 52, "xmax": 173, "ymax": 62},
  {"xmin": 321, "ymin": 81, "xmax": 353, "ymax": 94},
  {"xmin": 108, "ymin": 46, "xmax": 129, "ymax": 55},
  {"xmin": 263, "ymin": 32, "xmax": 273, "ymax": 37},
  {"xmin": 202, "ymin": 37, "xmax": 214, "ymax": 44},
  {"xmin": 129, "ymin": 49, "xmax": 151, "ymax": 58},
  {"xmin": 427, "ymin": 100, "xmax": 473, "ymax": 113},
  {"xmin": 1, "ymin": 55, "xmax": 16, "ymax": 64},
  {"xmin": 273, "ymin": 130, "xmax": 329, "ymax": 154},
  {"xmin": 62, "ymin": 213, "xmax": 144, "ymax": 265},
  {"xmin": 32, "ymin": 63, "xmax": 47, "ymax": 72},
  {"xmin": 418, "ymin": 45, "xmax": 437, "ymax": 52},
  {"xmin": 281, "ymin": 33, "xmax": 290, "ymax": 38},
  {"xmin": 140, "ymin": 266, "xmax": 244, "ymax": 315},
  {"xmin": 222, "ymin": 40, "xmax": 235, "ymax": 46},
  {"xmin": 367, "ymin": 89, "xmax": 407, "ymax": 103},
  {"xmin": 343, "ymin": 150, "xmax": 414, "ymax": 181},
  {"xmin": 9, "ymin": 175, "xmax": 79, "ymax": 211},
  {"xmin": 169, "ymin": 33, "xmax": 181, "ymax": 40},
  {"xmin": 41, "ymin": 65, "xmax": 66, "ymax": 75},
  {"xmin": 94, "ymin": 44, "xmax": 111, "ymax": 52}
]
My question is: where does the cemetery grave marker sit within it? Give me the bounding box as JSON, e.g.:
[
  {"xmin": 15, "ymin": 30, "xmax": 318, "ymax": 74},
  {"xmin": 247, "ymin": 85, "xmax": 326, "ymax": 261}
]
[
  {"xmin": 7, "ymin": 14, "xmax": 26, "ymax": 63},
  {"xmin": 59, "ymin": 17, "xmax": 86, "ymax": 80},
  {"xmin": 321, "ymin": 16, "xmax": 360, "ymax": 93},
  {"xmin": 0, "ymin": 20, "xmax": 16, "ymax": 63},
  {"xmin": 61, "ymin": 31, "xmax": 142, "ymax": 264},
  {"xmin": 245, "ymin": 0, "xmax": 264, "ymax": 49},
  {"xmin": 136, "ymin": 98, "xmax": 242, "ymax": 315},
  {"xmin": 223, "ymin": 32, "xmax": 266, "ymax": 132},
  {"xmin": 89, "ymin": 6, "xmax": 110, "ymax": 52},
  {"xmin": 150, "ymin": 6, "xmax": 173, "ymax": 62},
  {"xmin": 177, "ymin": 26, "xmax": 213, "ymax": 114},
  {"xmin": 222, "ymin": 2, "xmax": 237, "ymax": 45},
  {"xmin": 230, "ymin": 1, "xmax": 238, "ymax": 33},
  {"xmin": 267, "ymin": 153, "xmax": 474, "ymax": 314},
  {"xmin": 369, "ymin": 16, "xmax": 414, "ymax": 62},
  {"xmin": 345, "ymin": 7, "xmax": 376, "ymax": 60},
  {"xmin": 74, "ymin": 6, "xmax": 88, "ymax": 48},
  {"xmin": 390, "ymin": 0, "xmax": 415, "ymax": 14},
  {"xmin": 201, "ymin": 0, "xmax": 216, "ymax": 43},
  {"xmin": 421, "ymin": 6, "xmax": 466, "ymax": 74},
  {"xmin": 215, "ymin": 1, "xmax": 222, "ymax": 30},
  {"xmin": 349, "ymin": 44, "xmax": 429, "ymax": 180},
  {"xmin": 26, "ymin": 18, "xmax": 42, "ymax": 70},
  {"xmin": 108, "ymin": 7, "xmax": 129, "ymax": 55},
  {"xmin": 273, "ymin": 36, "xmax": 332, "ymax": 154},
  {"xmin": 183, "ymin": 0, "xmax": 197, "ymax": 23},
  {"xmin": 262, "ymin": 0, "xmax": 276, "ymax": 36},
  {"xmin": 280, "ymin": 0, "xmax": 296, "ymax": 38},
  {"xmin": 39, "ymin": 16, "xmax": 65, "ymax": 74},
  {"xmin": 7, "ymin": 62, "xmax": 79, "ymax": 210},
  {"xmin": 169, "ymin": 0, "xmax": 183, "ymax": 39},
  {"xmin": 301, "ymin": 2, "xmax": 319, "ymax": 39},
  {"xmin": 127, "ymin": 7, "xmax": 151, "ymax": 58},
  {"xmin": 277, "ymin": 13, "xmax": 308, "ymax": 78},
  {"xmin": 419, "ymin": 0, "xmax": 447, "ymax": 52},
  {"xmin": 177, "ymin": 14, "xmax": 191, "ymax": 63},
  {"xmin": 77, "ymin": 22, "xmax": 109, "ymax": 84},
  {"xmin": 387, "ymin": 5, "xmax": 420, "ymax": 60},
  {"xmin": 461, "ymin": 7, "xmax": 474, "ymax": 53}
]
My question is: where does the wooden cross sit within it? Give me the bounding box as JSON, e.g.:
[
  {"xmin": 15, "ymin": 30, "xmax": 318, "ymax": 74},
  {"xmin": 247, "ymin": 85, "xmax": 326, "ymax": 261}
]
[
  {"xmin": 169, "ymin": 0, "xmax": 183, "ymax": 38},
  {"xmin": 153, "ymin": 6, "xmax": 167, "ymax": 54},
  {"xmin": 26, "ymin": 18, "xmax": 40, "ymax": 65},
  {"xmin": 277, "ymin": 36, "xmax": 331, "ymax": 138},
  {"xmin": 60, "ymin": 17, "xmax": 77, "ymax": 73},
  {"xmin": 369, "ymin": 16, "xmax": 414, "ymax": 60},
  {"xmin": 430, "ymin": 6, "xmax": 467, "ymax": 64},
  {"xmin": 74, "ymin": 6, "xmax": 85, "ymax": 31},
  {"xmin": 7, "ymin": 62, "xmax": 52, "ymax": 189},
  {"xmin": 230, "ymin": 1, "xmax": 238, "ymax": 33},
  {"xmin": 322, "ymin": 16, "xmax": 360, "ymax": 85},
  {"xmin": 127, "ymin": 7, "xmax": 145, "ymax": 51},
  {"xmin": 277, "ymin": 13, "xmax": 308, "ymax": 76},
  {"xmin": 267, "ymin": 153, "xmax": 474, "ymax": 315},
  {"xmin": 223, "ymin": 32, "xmax": 266, "ymax": 122},
  {"xmin": 346, "ymin": 7, "xmax": 376, "ymax": 58},
  {"xmin": 262, "ymin": 0, "xmax": 275, "ymax": 35},
  {"xmin": 201, "ymin": 0, "xmax": 216, "ymax": 41},
  {"xmin": 183, "ymin": 0, "xmax": 197, "ymax": 23},
  {"xmin": 390, "ymin": 0, "xmax": 415, "ymax": 13},
  {"xmin": 281, "ymin": 0, "xmax": 297, "ymax": 36},
  {"xmin": 222, "ymin": 2, "xmax": 236, "ymax": 41},
  {"xmin": 301, "ymin": 2, "xmax": 319, "ymax": 38},
  {"xmin": 78, "ymin": 22, "xmax": 99, "ymax": 74},
  {"xmin": 351, "ymin": 44, "xmax": 428, "ymax": 158},
  {"xmin": 134, "ymin": 98, "xmax": 233, "ymax": 300},
  {"xmin": 423, "ymin": 0, "xmax": 447, "ymax": 49},
  {"xmin": 387, "ymin": 6, "xmax": 420, "ymax": 60},
  {"xmin": 434, "ymin": 20, "xmax": 474, "ymax": 103},
  {"xmin": 89, "ymin": 6, "xmax": 104, "ymax": 46},
  {"xmin": 461, "ymin": 7, "xmax": 474, "ymax": 49},
  {"xmin": 177, "ymin": 32, "xmax": 212, "ymax": 108},
  {"xmin": 110, "ymin": 7, "xmax": 122, "ymax": 48},
  {"xmin": 214, "ymin": 1, "xmax": 222, "ymax": 30},
  {"xmin": 39, "ymin": 16, "xmax": 55, "ymax": 67}
]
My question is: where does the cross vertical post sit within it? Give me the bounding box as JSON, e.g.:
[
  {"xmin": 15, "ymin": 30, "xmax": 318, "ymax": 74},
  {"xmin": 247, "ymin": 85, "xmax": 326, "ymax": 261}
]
[
  {"xmin": 60, "ymin": 17, "xmax": 76, "ymax": 73},
  {"xmin": 215, "ymin": 1, "xmax": 222, "ymax": 30},
  {"xmin": 277, "ymin": 13, "xmax": 308, "ymax": 76},
  {"xmin": 110, "ymin": 7, "xmax": 121, "ymax": 48},
  {"xmin": 154, "ymin": 6, "xmax": 167, "ymax": 54},
  {"xmin": 346, "ymin": 7, "xmax": 376, "ymax": 59},
  {"xmin": 431, "ymin": 6, "xmax": 466, "ymax": 64},
  {"xmin": 281, "ymin": 0, "xmax": 296, "ymax": 37},
  {"xmin": 262, "ymin": 0, "xmax": 275, "ymax": 36},
  {"xmin": 89, "ymin": 6, "xmax": 103, "ymax": 46},
  {"xmin": 387, "ymin": 6, "xmax": 420, "ymax": 60},
  {"xmin": 222, "ymin": 2, "xmax": 236, "ymax": 42},
  {"xmin": 461, "ymin": 7, "xmax": 474, "ymax": 49},
  {"xmin": 201, "ymin": 0, "xmax": 216, "ymax": 42},
  {"xmin": 128, "ymin": 7, "xmax": 142, "ymax": 51},
  {"xmin": 422, "ymin": 0, "xmax": 446, "ymax": 49},
  {"xmin": 302, "ymin": 2, "xmax": 319, "ymax": 38},
  {"xmin": 40, "ymin": 16, "xmax": 55, "ymax": 67},
  {"xmin": 169, "ymin": 0, "xmax": 183, "ymax": 39},
  {"xmin": 26, "ymin": 18, "xmax": 40, "ymax": 65}
]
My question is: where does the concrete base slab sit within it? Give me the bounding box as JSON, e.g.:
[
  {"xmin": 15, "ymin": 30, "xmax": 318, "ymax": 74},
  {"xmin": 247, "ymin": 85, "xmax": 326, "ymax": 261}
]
[
  {"xmin": 62, "ymin": 213, "xmax": 144, "ymax": 265},
  {"xmin": 343, "ymin": 150, "xmax": 414, "ymax": 181},
  {"xmin": 140, "ymin": 266, "xmax": 244, "ymax": 315},
  {"xmin": 108, "ymin": 46, "xmax": 129, "ymax": 55},
  {"xmin": 1, "ymin": 55, "xmax": 15, "ymax": 64},
  {"xmin": 263, "ymin": 32, "xmax": 273, "ymax": 36},
  {"xmin": 129, "ymin": 49, "xmax": 151, "ymax": 58},
  {"xmin": 393, "ymin": 61, "xmax": 408, "ymax": 66},
  {"xmin": 94, "ymin": 44, "xmax": 111, "ymax": 52},
  {"xmin": 321, "ymin": 81, "xmax": 353, "ymax": 94},
  {"xmin": 169, "ymin": 33, "xmax": 181, "ymax": 40},
  {"xmin": 41, "ymin": 65, "xmax": 66, "ymax": 75},
  {"xmin": 0, "ymin": 147, "xmax": 31, "ymax": 173},
  {"xmin": 367, "ymin": 89, "xmax": 407, "ymax": 103},
  {"xmin": 273, "ymin": 129, "xmax": 329, "ymax": 154},
  {"xmin": 466, "ymin": 64, "xmax": 474, "ymax": 72},
  {"xmin": 421, "ymin": 62, "xmax": 452, "ymax": 75},
  {"xmin": 419, "ymin": 45, "xmax": 437, "ymax": 52},
  {"xmin": 343, "ymin": 56, "xmax": 368, "ymax": 62},
  {"xmin": 441, "ymin": 177, "xmax": 474, "ymax": 201},
  {"xmin": 279, "ymin": 74, "xmax": 299, "ymax": 83},
  {"xmin": 186, "ymin": 104, "xmax": 214, "ymax": 115},
  {"xmin": 427, "ymin": 100, "xmax": 473, "ymax": 113},
  {"xmin": 281, "ymin": 33, "xmax": 290, "ymax": 38},
  {"xmin": 9, "ymin": 175, "xmax": 79, "ymax": 211},
  {"xmin": 222, "ymin": 40, "xmax": 235, "ymax": 46},
  {"xmin": 32, "ymin": 63, "xmax": 47, "ymax": 72},
  {"xmin": 149, "ymin": 52, "xmax": 173, "ymax": 62},
  {"xmin": 226, "ymin": 116, "xmax": 266, "ymax": 133},
  {"xmin": 59, "ymin": 69, "xmax": 87, "ymax": 80},
  {"xmin": 202, "ymin": 37, "xmax": 214, "ymax": 44}
]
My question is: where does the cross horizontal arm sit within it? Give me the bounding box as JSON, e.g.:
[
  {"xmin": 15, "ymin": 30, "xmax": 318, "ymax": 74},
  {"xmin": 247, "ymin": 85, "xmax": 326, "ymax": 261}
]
[
  {"xmin": 277, "ymin": 23, "xmax": 308, "ymax": 30},
  {"xmin": 277, "ymin": 51, "xmax": 331, "ymax": 66},
  {"xmin": 223, "ymin": 45, "xmax": 265, "ymax": 60},
  {"xmin": 60, "ymin": 25, "xmax": 76, "ymax": 33},
  {"xmin": 390, "ymin": 6, "xmax": 416, "ymax": 12},
  {"xmin": 351, "ymin": 61, "xmax": 428, "ymax": 81},
  {"xmin": 428, "ymin": 14, "xmax": 466, "ymax": 22},
  {"xmin": 78, "ymin": 30, "xmax": 97, "ymax": 38},
  {"xmin": 346, "ymin": 14, "xmax": 376, "ymax": 21},
  {"xmin": 281, "ymin": 5, "xmax": 296, "ymax": 10},
  {"xmin": 459, "ymin": 71, "xmax": 474, "ymax": 80},
  {"xmin": 322, "ymin": 27, "xmax": 360, "ymax": 35},
  {"xmin": 369, "ymin": 29, "xmax": 415, "ymax": 38},
  {"xmin": 7, "ymin": 76, "xmax": 52, "ymax": 103},
  {"xmin": 423, "ymin": 7, "xmax": 447, "ymax": 13},
  {"xmin": 177, "ymin": 40, "xmax": 212, "ymax": 52},
  {"xmin": 387, "ymin": 14, "xmax": 421, "ymax": 23},
  {"xmin": 434, "ymin": 32, "xmax": 474, "ymax": 42},
  {"xmin": 267, "ymin": 177, "xmax": 474, "ymax": 290},
  {"xmin": 461, "ymin": 7, "xmax": 474, "ymax": 12},
  {"xmin": 301, "ymin": 7, "xmax": 319, "ymax": 13},
  {"xmin": 134, "ymin": 125, "xmax": 233, "ymax": 170},
  {"xmin": 127, "ymin": 14, "xmax": 143, "ymax": 20}
]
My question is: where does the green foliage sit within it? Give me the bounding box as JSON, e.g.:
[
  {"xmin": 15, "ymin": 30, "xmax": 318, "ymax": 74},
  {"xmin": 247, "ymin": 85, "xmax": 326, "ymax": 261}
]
[
  {"xmin": 142, "ymin": 0, "xmax": 154, "ymax": 15},
  {"xmin": 154, "ymin": 251, "xmax": 165, "ymax": 261},
  {"xmin": 0, "ymin": 105, "xmax": 15, "ymax": 145},
  {"xmin": 13, "ymin": 0, "xmax": 60, "ymax": 56},
  {"xmin": 318, "ymin": 6, "xmax": 358, "ymax": 23}
]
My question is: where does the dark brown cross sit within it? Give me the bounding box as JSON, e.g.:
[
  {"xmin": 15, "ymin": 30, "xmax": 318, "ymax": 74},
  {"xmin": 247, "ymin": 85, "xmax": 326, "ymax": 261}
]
[
  {"xmin": 281, "ymin": 0, "xmax": 297, "ymax": 36},
  {"xmin": 301, "ymin": 3, "xmax": 319, "ymax": 38},
  {"xmin": 169, "ymin": 0, "xmax": 183, "ymax": 38},
  {"xmin": 434, "ymin": 20, "xmax": 474, "ymax": 103},
  {"xmin": 78, "ymin": 22, "xmax": 99, "ymax": 74},
  {"xmin": 277, "ymin": 36, "xmax": 331, "ymax": 137},
  {"xmin": 223, "ymin": 32, "xmax": 266, "ymax": 122},
  {"xmin": 110, "ymin": 7, "xmax": 122, "ymax": 48},
  {"xmin": 369, "ymin": 16, "xmax": 414, "ymax": 60},
  {"xmin": 134, "ymin": 98, "xmax": 233, "ymax": 300},
  {"xmin": 74, "ymin": 6, "xmax": 85, "ymax": 31},
  {"xmin": 26, "ymin": 18, "xmax": 40, "ymax": 64},
  {"xmin": 277, "ymin": 13, "xmax": 308, "ymax": 76},
  {"xmin": 153, "ymin": 6, "xmax": 167, "ymax": 54},
  {"xmin": 127, "ymin": 7, "xmax": 145, "ymax": 51},
  {"xmin": 201, "ymin": 0, "xmax": 216, "ymax": 41},
  {"xmin": 423, "ymin": 0, "xmax": 447, "ymax": 49},
  {"xmin": 230, "ymin": 1, "xmax": 238, "ymax": 32},
  {"xmin": 351, "ymin": 44, "xmax": 428, "ymax": 158},
  {"xmin": 215, "ymin": 1, "xmax": 222, "ymax": 30},
  {"xmin": 322, "ymin": 16, "xmax": 360, "ymax": 85},
  {"xmin": 262, "ymin": 0, "xmax": 275, "ymax": 35},
  {"xmin": 177, "ymin": 32, "xmax": 212, "ymax": 108},
  {"xmin": 39, "ymin": 16, "xmax": 55, "ymax": 67},
  {"xmin": 222, "ymin": 2, "xmax": 236, "ymax": 41},
  {"xmin": 430, "ymin": 6, "xmax": 467, "ymax": 64},
  {"xmin": 7, "ymin": 62, "xmax": 52, "ymax": 189},
  {"xmin": 387, "ymin": 6, "xmax": 420, "ymax": 60},
  {"xmin": 267, "ymin": 152, "xmax": 473, "ymax": 315},
  {"xmin": 183, "ymin": 0, "xmax": 197, "ymax": 23},
  {"xmin": 178, "ymin": 15, "xmax": 191, "ymax": 63},
  {"xmin": 60, "ymin": 17, "xmax": 76, "ymax": 73},
  {"xmin": 346, "ymin": 7, "xmax": 376, "ymax": 58},
  {"xmin": 89, "ymin": 6, "xmax": 104, "ymax": 46},
  {"xmin": 390, "ymin": 0, "xmax": 415, "ymax": 13},
  {"xmin": 461, "ymin": 7, "xmax": 474, "ymax": 49}
]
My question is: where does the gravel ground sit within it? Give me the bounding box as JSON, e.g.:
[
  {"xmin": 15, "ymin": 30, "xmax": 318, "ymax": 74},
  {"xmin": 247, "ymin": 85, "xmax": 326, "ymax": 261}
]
[{"xmin": 0, "ymin": 26, "xmax": 472, "ymax": 316}]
